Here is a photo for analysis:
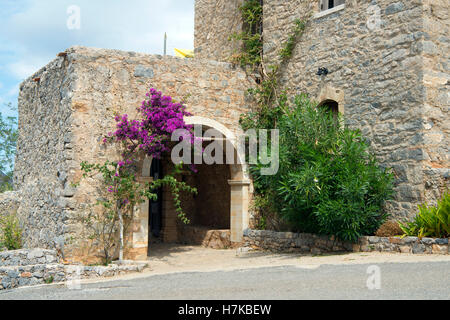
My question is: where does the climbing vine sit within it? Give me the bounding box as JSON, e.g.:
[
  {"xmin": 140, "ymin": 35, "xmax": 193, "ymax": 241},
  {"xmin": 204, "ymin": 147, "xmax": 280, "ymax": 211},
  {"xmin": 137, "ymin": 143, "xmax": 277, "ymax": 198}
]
[
  {"xmin": 229, "ymin": 0, "xmax": 263, "ymax": 68},
  {"xmin": 229, "ymin": 0, "xmax": 309, "ymax": 130}
]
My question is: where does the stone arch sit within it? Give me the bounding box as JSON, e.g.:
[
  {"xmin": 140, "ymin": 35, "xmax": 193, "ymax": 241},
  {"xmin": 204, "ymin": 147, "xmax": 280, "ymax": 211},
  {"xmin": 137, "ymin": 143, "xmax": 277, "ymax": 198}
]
[
  {"xmin": 185, "ymin": 116, "xmax": 247, "ymax": 172},
  {"xmin": 317, "ymin": 85, "xmax": 345, "ymax": 114},
  {"xmin": 184, "ymin": 116, "xmax": 250, "ymax": 243},
  {"xmin": 127, "ymin": 117, "xmax": 251, "ymax": 259}
]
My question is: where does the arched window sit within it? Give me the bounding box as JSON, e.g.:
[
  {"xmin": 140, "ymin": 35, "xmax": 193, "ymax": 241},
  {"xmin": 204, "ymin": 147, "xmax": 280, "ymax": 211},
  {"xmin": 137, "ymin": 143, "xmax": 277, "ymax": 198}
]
[{"xmin": 320, "ymin": 0, "xmax": 345, "ymax": 11}]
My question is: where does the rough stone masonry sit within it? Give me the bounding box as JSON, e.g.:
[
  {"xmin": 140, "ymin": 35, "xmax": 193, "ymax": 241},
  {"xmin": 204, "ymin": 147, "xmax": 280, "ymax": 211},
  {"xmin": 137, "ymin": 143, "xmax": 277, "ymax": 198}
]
[
  {"xmin": 1, "ymin": 0, "xmax": 448, "ymax": 262},
  {"xmin": 11, "ymin": 46, "xmax": 254, "ymax": 263},
  {"xmin": 196, "ymin": 0, "xmax": 449, "ymax": 218}
]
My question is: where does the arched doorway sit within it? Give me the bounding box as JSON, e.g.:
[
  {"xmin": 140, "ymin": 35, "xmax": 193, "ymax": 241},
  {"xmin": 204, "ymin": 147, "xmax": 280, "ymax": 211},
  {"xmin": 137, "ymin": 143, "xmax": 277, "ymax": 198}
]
[
  {"xmin": 184, "ymin": 116, "xmax": 250, "ymax": 245},
  {"xmin": 127, "ymin": 117, "xmax": 250, "ymax": 259}
]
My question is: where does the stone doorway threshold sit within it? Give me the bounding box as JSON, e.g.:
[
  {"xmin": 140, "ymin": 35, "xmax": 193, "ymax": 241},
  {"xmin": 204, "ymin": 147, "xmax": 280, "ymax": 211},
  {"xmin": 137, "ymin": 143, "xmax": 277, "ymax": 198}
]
[{"xmin": 143, "ymin": 243, "xmax": 450, "ymax": 277}]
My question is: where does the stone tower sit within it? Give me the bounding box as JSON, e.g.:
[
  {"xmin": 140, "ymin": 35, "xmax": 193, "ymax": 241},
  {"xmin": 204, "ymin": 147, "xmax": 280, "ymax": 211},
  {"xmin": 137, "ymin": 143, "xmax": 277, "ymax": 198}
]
[{"xmin": 196, "ymin": 0, "xmax": 449, "ymax": 218}]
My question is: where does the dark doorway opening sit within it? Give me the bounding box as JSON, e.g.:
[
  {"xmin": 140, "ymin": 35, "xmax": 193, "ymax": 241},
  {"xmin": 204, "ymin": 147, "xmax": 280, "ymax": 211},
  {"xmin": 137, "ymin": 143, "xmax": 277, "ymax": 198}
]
[
  {"xmin": 189, "ymin": 163, "xmax": 231, "ymax": 229},
  {"xmin": 318, "ymin": 99, "xmax": 339, "ymax": 117},
  {"xmin": 149, "ymin": 158, "xmax": 163, "ymax": 238}
]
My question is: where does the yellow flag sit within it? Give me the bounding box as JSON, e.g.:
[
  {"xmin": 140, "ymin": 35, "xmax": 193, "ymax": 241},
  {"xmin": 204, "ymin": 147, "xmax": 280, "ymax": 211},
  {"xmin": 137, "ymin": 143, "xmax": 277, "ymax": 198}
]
[{"xmin": 174, "ymin": 48, "xmax": 194, "ymax": 58}]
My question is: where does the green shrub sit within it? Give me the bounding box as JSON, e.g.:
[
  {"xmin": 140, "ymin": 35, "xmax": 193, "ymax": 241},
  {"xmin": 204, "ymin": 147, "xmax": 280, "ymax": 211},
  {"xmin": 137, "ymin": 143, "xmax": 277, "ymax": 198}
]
[
  {"xmin": 0, "ymin": 103, "xmax": 18, "ymax": 193},
  {"xmin": 0, "ymin": 214, "xmax": 22, "ymax": 250},
  {"xmin": 0, "ymin": 182, "xmax": 13, "ymax": 193},
  {"xmin": 399, "ymin": 191, "xmax": 450, "ymax": 238},
  {"xmin": 249, "ymin": 94, "xmax": 394, "ymax": 242}
]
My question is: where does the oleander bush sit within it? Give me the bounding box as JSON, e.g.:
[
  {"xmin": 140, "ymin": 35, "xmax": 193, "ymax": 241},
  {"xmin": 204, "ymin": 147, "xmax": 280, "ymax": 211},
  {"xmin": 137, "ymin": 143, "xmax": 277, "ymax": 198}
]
[
  {"xmin": 248, "ymin": 94, "xmax": 394, "ymax": 242},
  {"xmin": 399, "ymin": 191, "xmax": 450, "ymax": 238}
]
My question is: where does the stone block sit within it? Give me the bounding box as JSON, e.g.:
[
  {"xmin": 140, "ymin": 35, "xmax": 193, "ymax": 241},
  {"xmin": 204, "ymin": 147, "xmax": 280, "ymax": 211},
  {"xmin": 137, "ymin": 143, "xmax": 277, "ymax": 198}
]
[
  {"xmin": 389, "ymin": 237, "xmax": 402, "ymax": 244},
  {"xmin": 412, "ymin": 243, "xmax": 426, "ymax": 254},
  {"xmin": 399, "ymin": 246, "xmax": 411, "ymax": 253},
  {"xmin": 431, "ymin": 244, "xmax": 448, "ymax": 254},
  {"xmin": 385, "ymin": 2, "xmax": 405, "ymax": 15},
  {"xmin": 420, "ymin": 238, "xmax": 435, "ymax": 245}
]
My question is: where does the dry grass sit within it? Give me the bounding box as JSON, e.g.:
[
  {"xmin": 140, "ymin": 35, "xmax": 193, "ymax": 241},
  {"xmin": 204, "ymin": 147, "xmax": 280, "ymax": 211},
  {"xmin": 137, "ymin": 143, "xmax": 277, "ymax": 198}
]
[{"xmin": 375, "ymin": 220, "xmax": 404, "ymax": 237}]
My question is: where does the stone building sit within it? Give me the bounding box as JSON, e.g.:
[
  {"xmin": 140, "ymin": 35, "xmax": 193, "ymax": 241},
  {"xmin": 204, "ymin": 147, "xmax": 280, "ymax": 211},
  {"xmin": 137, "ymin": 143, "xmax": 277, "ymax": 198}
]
[{"xmin": 1, "ymin": 0, "xmax": 448, "ymax": 262}]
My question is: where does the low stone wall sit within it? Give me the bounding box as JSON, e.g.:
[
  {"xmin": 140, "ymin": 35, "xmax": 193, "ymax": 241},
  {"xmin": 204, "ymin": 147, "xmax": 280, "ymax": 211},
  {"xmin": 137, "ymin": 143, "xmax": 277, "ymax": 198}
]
[
  {"xmin": 0, "ymin": 264, "xmax": 66, "ymax": 289},
  {"xmin": 0, "ymin": 248, "xmax": 59, "ymax": 266},
  {"xmin": 243, "ymin": 229, "xmax": 353, "ymax": 254},
  {"xmin": 243, "ymin": 229, "xmax": 449, "ymax": 255},
  {"xmin": 0, "ymin": 263, "xmax": 147, "ymax": 290},
  {"xmin": 356, "ymin": 236, "xmax": 449, "ymax": 255},
  {"xmin": 0, "ymin": 248, "xmax": 148, "ymax": 290}
]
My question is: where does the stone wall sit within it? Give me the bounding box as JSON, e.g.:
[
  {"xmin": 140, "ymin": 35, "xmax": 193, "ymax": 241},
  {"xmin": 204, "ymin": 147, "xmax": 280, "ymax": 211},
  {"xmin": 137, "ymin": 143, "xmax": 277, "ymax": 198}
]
[
  {"xmin": 16, "ymin": 46, "xmax": 254, "ymax": 263},
  {"xmin": 243, "ymin": 229, "xmax": 449, "ymax": 255},
  {"xmin": 0, "ymin": 191, "xmax": 20, "ymax": 218},
  {"xmin": 243, "ymin": 229, "xmax": 353, "ymax": 254},
  {"xmin": 0, "ymin": 248, "xmax": 59, "ymax": 266},
  {"xmin": 0, "ymin": 248, "xmax": 147, "ymax": 290},
  {"xmin": 262, "ymin": 0, "xmax": 449, "ymax": 218},
  {"xmin": 356, "ymin": 234, "xmax": 449, "ymax": 254},
  {"xmin": 194, "ymin": 0, "xmax": 245, "ymax": 62},
  {"xmin": 13, "ymin": 54, "xmax": 75, "ymax": 251},
  {"xmin": 263, "ymin": 0, "xmax": 317, "ymax": 65},
  {"xmin": 421, "ymin": 0, "xmax": 449, "ymax": 204}
]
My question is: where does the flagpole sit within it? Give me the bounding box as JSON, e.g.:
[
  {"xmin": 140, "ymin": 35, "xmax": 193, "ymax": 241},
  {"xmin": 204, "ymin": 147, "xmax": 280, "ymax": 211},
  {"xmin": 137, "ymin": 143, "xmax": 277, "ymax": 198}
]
[{"xmin": 164, "ymin": 32, "xmax": 167, "ymax": 56}]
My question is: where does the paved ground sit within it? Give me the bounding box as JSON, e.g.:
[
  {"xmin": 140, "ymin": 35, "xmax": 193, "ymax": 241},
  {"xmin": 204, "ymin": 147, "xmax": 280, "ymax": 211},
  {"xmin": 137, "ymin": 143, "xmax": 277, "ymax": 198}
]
[{"xmin": 1, "ymin": 245, "xmax": 449, "ymax": 300}]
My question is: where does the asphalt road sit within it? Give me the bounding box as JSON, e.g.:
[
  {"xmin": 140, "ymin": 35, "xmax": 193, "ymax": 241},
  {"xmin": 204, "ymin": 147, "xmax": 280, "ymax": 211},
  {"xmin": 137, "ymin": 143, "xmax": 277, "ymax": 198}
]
[{"xmin": 1, "ymin": 261, "xmax": 449, "ymax": 300}]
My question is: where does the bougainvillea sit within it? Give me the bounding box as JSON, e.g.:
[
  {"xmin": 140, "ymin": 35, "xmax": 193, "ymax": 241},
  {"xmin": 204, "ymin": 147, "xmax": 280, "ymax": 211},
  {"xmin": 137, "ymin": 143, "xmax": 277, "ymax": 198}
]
[
  {"xmin": 106, "ymin": 88, "xmax": 194, "ymax": 166},
  {"xmin": 78, "ymin": 88, "xmax": 198, "ymax": 263}
]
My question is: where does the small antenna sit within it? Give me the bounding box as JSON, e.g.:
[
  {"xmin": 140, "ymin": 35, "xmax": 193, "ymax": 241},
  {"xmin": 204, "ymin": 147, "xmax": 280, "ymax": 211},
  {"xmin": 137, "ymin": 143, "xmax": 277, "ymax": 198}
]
[{"xmin": 164, "ymin": 32, "xmax": 167, "ymax": 56}]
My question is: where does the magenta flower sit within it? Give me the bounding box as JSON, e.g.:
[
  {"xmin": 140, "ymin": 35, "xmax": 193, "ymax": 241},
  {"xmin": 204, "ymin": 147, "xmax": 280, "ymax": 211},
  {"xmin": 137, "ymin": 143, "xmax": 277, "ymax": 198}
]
[
  {"xmin": 103, "ymin": 87, "xmax": 200, "ymax": 202},
  {"xmin": 107, "ymin": 87, "xmax": 195, "ymax": 160}
]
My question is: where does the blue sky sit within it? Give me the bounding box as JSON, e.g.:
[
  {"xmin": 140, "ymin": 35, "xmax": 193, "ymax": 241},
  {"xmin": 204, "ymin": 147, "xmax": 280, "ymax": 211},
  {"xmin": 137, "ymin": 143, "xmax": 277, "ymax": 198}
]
[{"xmin": 0, "ymin": 0, "xmax": 195, "ymax": 118}]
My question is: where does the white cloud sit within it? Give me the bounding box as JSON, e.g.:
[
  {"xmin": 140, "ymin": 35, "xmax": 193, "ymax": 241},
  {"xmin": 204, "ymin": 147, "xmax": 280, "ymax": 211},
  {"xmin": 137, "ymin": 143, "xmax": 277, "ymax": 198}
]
[
  {"xmin": 1, "ymin": 0, "xmax": 194, "ymax": 56},
  {"xmin": 8, "ymin": 60, "xmax": 45, "ymax": 80},
  {"xmin": 0, "ymin": 0, "xmax": 195, "ymax": 80}
]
